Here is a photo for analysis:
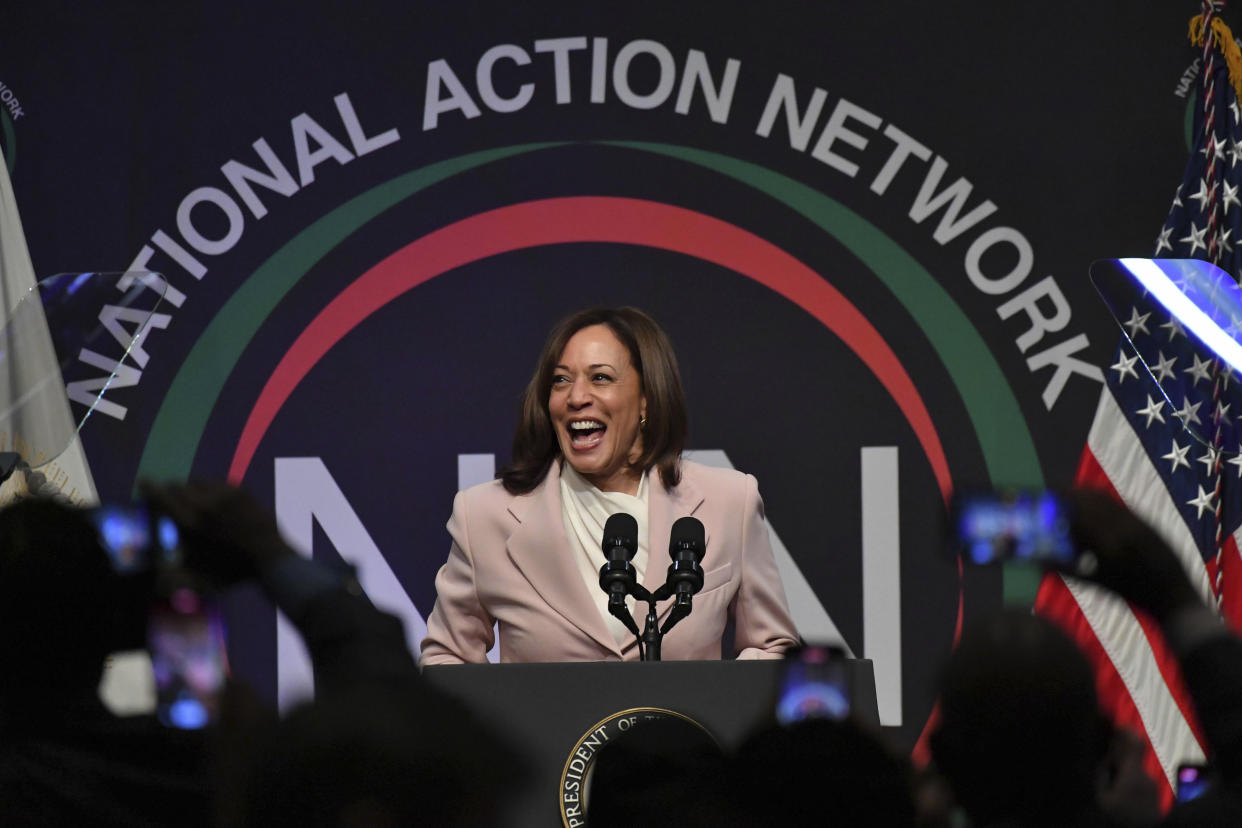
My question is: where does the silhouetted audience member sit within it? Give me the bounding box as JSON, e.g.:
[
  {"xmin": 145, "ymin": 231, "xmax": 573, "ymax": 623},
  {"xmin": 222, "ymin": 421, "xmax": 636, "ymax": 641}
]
[
  {"xmin": 587, "ymin": 716, "xmax": 729, "ymax": 828},
  {"xmin": 728, "ymin": 716, "xmax": 917, "ymax": 827},
  {"xmin": 930, "ymin": 487, "xmax": 1242, "ymax": 828},
  {"xmin": 0, "ymin": 496, "xmax": 213, "ymax": 826},
  {"xmin": 930, "ymin": 610, "xmax": 1149, "ymax": 828},
  {"xmin": 1065, "ymin": 490, "xmax": 1242, "ymax": 827},
  {"xmin": 0, "ymin": 482, "xmax": 523, "ymax": 827},
  {"xmin": 586, "ymin": 711, "xmax": 915, "ymax": 827},
  {"xmin": 221, "ymin": 684, "xmax": 521, "ymax": 828}
]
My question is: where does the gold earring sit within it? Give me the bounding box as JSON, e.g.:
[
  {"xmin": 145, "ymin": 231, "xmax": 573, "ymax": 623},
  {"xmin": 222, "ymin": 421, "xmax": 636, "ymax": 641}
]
[{"xmin": 640, "ymin": 416, "xmax": 648, "ymax": 428}]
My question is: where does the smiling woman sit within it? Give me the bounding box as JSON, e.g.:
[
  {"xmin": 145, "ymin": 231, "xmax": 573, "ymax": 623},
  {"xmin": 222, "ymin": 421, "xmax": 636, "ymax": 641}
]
[
  {"xmin": 420, "ymin": 306, "xmax": 799, "ymax": 664},
  {"xmin": 547, "ymin": 324, "xmax": 649, "ymax": 494},
  {"xmin": 505, "ymin": 307, "xmax": 687, "ymax": 497}
]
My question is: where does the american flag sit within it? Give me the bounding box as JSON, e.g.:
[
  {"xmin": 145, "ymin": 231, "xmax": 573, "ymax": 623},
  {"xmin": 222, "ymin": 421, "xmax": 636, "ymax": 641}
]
[{"xmin": 1034, "ymin": 7, "xmax": 1242, "ymax": 809}]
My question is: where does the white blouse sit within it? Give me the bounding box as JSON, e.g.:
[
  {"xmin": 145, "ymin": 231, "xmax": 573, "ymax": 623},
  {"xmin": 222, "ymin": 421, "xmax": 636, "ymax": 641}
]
[{"xmin": 559, "ymin": 463, "xmax": 650, "ymax": 645}]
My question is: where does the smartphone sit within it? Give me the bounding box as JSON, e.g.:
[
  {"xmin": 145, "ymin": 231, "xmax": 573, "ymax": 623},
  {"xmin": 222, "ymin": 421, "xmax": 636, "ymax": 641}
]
[
  {"xmin": 92, "ymin": 504, "xmax": 224, "ymax": 727},
  {"xmin": 147, "ymin": 586, "xmax": 228, "ymax": 730},
  {"xmin": 775, "ymin": 644, "xmax": 850, "ymax": 725},
  {"xmin": 90, "ymin": 504, "xmax": 181, "ymax": 574},
  {"xmin": 949, "ymin": 490, "xmax": 1075, "ymax": 565},
  {"xmin": 1176, "ymin": 763, "xmax": 1213, "ymax": 803}
]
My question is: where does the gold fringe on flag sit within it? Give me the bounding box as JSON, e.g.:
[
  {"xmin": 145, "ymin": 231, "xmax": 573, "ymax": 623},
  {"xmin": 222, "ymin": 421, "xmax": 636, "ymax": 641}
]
[{"xmin": 1190, "ymin": 13, "xmax": 1242, "ymax": 101}]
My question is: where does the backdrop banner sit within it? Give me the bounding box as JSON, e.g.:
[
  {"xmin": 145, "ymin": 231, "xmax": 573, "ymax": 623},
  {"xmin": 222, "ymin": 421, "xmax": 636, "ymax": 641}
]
[{"xmin": 2, "ymin": 1, "xmax": 1205, "ymax": 747}]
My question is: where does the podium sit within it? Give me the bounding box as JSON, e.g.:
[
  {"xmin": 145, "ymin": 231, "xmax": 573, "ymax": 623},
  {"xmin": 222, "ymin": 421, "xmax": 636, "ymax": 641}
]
[{"xmin": 424, "ymin": 659, "xmax": 878, "ymax": 827}]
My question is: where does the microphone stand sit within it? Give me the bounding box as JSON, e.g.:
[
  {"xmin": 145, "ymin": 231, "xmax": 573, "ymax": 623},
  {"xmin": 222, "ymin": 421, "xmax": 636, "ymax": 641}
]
[
  {"xmin": 641, "ymin": 599, "xmax": 662, "ymax": 662},
  {"xmin": 636, "ymin": 584, "xmax": 695, "ymax": 662},
  {"xmin": 615, "ymin": 584, "xmax": 662, "ymax": 662}
]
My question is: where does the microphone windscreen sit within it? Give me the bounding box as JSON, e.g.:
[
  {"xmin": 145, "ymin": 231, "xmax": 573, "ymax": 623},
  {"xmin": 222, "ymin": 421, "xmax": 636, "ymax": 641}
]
[
  {"xmin": 669, "ymin": 516, "xmax": 706, "ymax": 560},
  {"xmin": 602, "ymin": 512, "xmax": 639, "ymax": 558}
]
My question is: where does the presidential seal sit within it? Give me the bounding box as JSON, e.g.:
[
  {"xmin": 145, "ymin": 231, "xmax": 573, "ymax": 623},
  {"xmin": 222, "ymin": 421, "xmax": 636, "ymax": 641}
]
[{"xmin": 559, "ymin": 706, "xmax": 713, "ymax": 827}]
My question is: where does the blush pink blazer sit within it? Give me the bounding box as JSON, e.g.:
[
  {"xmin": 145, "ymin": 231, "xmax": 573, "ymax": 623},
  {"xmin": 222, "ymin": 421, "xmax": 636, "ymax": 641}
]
[{"xmin": 420, "ymin": 459, "xmax": 799, "ymax": 664}]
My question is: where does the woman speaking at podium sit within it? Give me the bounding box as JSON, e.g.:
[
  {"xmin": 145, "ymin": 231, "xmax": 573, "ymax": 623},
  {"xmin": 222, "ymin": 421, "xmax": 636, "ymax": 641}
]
[{"xmin": 420, "ymin": 307, "xmax": 798, "ymax": 664}]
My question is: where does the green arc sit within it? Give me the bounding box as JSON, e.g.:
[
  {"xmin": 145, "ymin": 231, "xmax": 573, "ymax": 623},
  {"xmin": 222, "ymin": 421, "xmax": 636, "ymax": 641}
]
[
  {"xmin": 134, "ymin": 140, "xmax": 1044, "ymax": 602},
  {"xmin": 132, "ymin": 142, "xmax": 565, "ymax": 493}
]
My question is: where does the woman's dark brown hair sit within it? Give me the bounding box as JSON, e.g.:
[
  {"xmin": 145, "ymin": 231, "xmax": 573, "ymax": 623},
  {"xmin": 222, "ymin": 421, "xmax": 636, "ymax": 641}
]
[{"xmin": 499, "ymin": 307, "xmax": 688, "ymax": 495}]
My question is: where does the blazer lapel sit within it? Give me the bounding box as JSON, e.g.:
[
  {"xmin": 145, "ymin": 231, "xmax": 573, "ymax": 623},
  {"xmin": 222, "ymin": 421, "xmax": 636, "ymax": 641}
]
[
  {"xmin": 641, "ymin": 465, "xmax": 708, "ymax": 623},
  {"xmin": 505, "ymin": 462, "xmax": 622, "ymax": 656}
]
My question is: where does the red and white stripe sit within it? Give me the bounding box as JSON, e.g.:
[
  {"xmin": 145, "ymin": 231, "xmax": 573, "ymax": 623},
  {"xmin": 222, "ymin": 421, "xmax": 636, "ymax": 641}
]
[{"xmin": 1036, "ymin": 390, "xmax": 1216, "ymax": 809}]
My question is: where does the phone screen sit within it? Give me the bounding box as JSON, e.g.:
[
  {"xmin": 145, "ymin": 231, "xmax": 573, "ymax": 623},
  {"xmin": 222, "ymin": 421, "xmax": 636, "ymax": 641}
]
[
  {"xmin": 1176, "ymin": 763, "xmax": 1212, "ymax": 803},
  {"xmin": 148, "ymin": 587, "xmax": 227, "ymax": 730},
  {"xmin": 91, "ymin": 504, "xmax": 182, "ymax": 573},
  {"xmin": 92, "ymin": 505, "xmax": 153, "ymax": 573},
  {"xmin": 775, "ymin": 645, "xmax": 850, "ymax": 725},
  {"xmin": 951, "ymin": 490, "xmax": 1075, "ymax": 565}
]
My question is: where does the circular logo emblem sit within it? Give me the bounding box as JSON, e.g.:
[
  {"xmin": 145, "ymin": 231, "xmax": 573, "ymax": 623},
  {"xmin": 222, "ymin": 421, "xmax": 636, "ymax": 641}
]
[{"xmin": 559, "ymin": 706, "xmax": 713, "ymax": 827}]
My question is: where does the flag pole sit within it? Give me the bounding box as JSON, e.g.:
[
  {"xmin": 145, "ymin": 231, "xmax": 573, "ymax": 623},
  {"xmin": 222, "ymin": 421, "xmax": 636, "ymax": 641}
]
[{"xmin": 1193, "ymin": 0, "xmax": 1234, "ymax": 606}]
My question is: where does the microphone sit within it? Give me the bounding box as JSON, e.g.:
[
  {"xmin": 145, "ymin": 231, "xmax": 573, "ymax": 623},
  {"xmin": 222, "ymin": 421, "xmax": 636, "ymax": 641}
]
[
  {"xmin": 666, "ymin": 516, "xmax": 706, "ymax": 603},
  {"xmin": 598, "ymin": 513, "xmax": 641, "ymax": 636},
  {"xmin": 650, "ymin": 516, "xmax": 706, "ymax": 639}
]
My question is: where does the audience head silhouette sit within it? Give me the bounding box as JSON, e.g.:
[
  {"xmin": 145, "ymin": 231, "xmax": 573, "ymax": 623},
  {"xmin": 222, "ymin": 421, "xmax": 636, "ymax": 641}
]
[
  {"xmin": 931, "ymin": 610, "xmax": 1112, "ymax": 827},
  {"xmin": 0, "ymin": 497, "xmax": 122, "ymax": 707}
]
